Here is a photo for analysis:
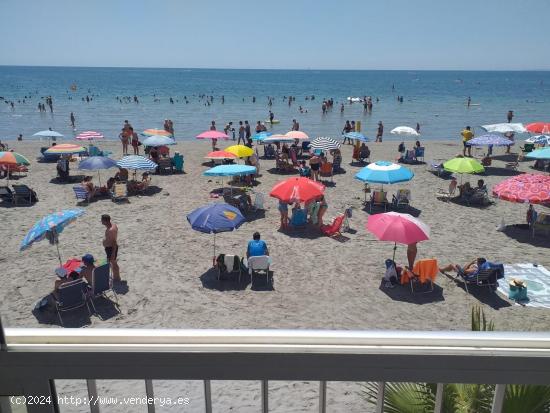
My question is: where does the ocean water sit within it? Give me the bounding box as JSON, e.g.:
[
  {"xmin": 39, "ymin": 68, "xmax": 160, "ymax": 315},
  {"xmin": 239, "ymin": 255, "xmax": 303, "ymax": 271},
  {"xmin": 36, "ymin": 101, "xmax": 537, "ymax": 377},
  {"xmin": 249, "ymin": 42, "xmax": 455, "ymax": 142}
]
[{"xmin": 0, "ymin": 66, "xmax": 549, "ymax": 142}]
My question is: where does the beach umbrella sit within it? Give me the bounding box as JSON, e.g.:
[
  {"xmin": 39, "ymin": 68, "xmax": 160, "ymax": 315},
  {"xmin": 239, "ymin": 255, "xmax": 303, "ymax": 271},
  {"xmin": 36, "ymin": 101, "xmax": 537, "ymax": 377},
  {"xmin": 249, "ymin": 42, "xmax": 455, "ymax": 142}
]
[
  {"xmin": 225, "ymin": 145, "xmax": 254, "ymax": 158},
  {"xmin": 285, "ymin": 131, "xmax": 309, "ymax": 140},
  {"xmin": 204, "ymin": 150, "xmax": 238, "ymax": 160},
  {"xmin": 204, "ymin": 164, "xmax": 256, "ymax": 177},
  {"xmin": 443, "ymin": 157, "xmax": 484, "ymax": 174},
  {"xmin": 116, "ymin": 155, "xmax": 157, "ymax": 170},
  {"xmin": 366, "ymin": 212, "xmax": 430, "ymax": 260},
  {"xmin": 526, "ymin": 148, "xmax": 550, "ymax": 160},
  {"xmin": 33, "ymin": 130, "xmax": 64, "ymax": 138},
  {"xmin": 78, "ymin": 156, "xmax": 118, "ymax": 186},
  {"xmin": 252, "ymin": 132, "xmax": 272, "ymax": 141},
  {"xmin": 309, "ymin": 137, "xmax": 341, "ymax": 151},
  {"xmin": 0, "ymin": 151, "xmax": 31, "ymax": 184},
  {"xmin": 196, "ymin": 130, "xmax": 230, "ymax": 140},
  {"xmin": 525, "ymin": 123, "xmax": 550, "ymax": 134},
  {"xmin": 467, "ymin": 134, "xmax": 515, "ymax": 147},
  {"xmin": 263, "ymin": 134, "xmax": 294, "ymax": 143},
  {"xmin": 20, "ymin": 209, "xmax": 85, "ymax": 265},
  {"xmin": 525, "ymin": 135, "xmax": 550, "ymax": 145},
  {"xmin": 142, "ymin": 135, "xmax": 176, "ymax": 147},
  {"xmin": 390, "ymin": 126, "xmax": 420, "ymax": 136},
  {"xmin": 344, "ymin": 132, "xmax": 369, "ymax": 142},
  {"xmin": 75, "ymin": 131, "xmax": 104, "ymax": 141},
  {"xmin": 143, "ymin": 129, "xmax": 172, "ymax": 137},
  {"xmin": 269, "ymin": 177, "xmax": 325, "ymax": 203},
  {"xmin": 355, "ymin": 161, "xmax": 414, "ymax": 186},
  {"xmin": 481, "ymin": 123, "xmax": 527, "ymax": 134},
  {"xmin": 492, "ymin": 174, "xmax": 550, "ymax": 204},
  {"xmin": 187, "ymin": 203, "xmax": 245, "ymax": 264},
  {"xmin": 44, "ymin": 143, "xmax": 87, "ymax": 155}
]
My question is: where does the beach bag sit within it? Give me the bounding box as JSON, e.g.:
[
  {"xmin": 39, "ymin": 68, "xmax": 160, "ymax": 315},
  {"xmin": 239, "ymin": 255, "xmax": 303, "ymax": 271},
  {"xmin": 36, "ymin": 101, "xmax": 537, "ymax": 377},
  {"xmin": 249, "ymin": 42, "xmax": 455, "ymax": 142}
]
[
  {"xmin": 508, "ymin": 279, "xmax": 528, "ymax": 302},
  {"xmin": 384, "ymin": 259, "xmax": 398, "ymax": 284}
]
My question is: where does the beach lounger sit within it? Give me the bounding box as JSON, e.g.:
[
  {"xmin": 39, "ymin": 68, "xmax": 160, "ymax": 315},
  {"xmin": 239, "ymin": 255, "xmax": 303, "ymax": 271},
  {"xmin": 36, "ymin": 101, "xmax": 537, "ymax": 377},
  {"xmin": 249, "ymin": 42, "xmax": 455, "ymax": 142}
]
[
  {"xmin": 73, "ymin": 185, "xmax": 91, "ymax": 204},
  {"xmin": 247, "ymin": 255, "xmax": 271, "ymax": 286},
  {"xmin": 0, "ymin": 186, "xmax": 13, "ymax": 203},
  {"xmin": 252, "ymin": 192, "xmax": 265, "ymax": 210},
  {"xmin": 436, "ymin": 180, "xmax": 457, "ymax": 202},
  {"xmin": 88, "ymin": 263, "xmax": 119, "ymax": 317},
  {"xmin": 157, "ymin": 157, "xmax": 174, "ymax": 174},
  {"xmin": 55, "ymin": 279, "xmax": 91, "ymax": 326},
  {"xmin": 12, "ymin": 184, "xmax": 37, "ymax": 205},
  {"xmin": 457, "ymin": 268, "xmax": 499, "ymax": 293},
  {"xmin": 320, "ymin": 162, "xmax": 333, "ymax": 181},
  {"xmin": 320, "ymin": 214, "xmax": 345, "ymax": 237},
  {"xmin": 216, "ymin": 254, "xmax": 242, "ymax": 282},
  {"xmin": 111, "ymin": 182, "xmax": 128, "ymax": 202},
  {"xmin": 415, "ymin": 146, "xmax": 425, "ymax": 162},
  {"xmin": 370, "ymin": 190, "xmax": 389, "ymax": 212},
  {"xmin": 392, "ymin": 189, "xmax": 411, "ymax": 210},
  {"xmin": 404, "ymin": 258, "xmax": 438, "ymax": 293}
]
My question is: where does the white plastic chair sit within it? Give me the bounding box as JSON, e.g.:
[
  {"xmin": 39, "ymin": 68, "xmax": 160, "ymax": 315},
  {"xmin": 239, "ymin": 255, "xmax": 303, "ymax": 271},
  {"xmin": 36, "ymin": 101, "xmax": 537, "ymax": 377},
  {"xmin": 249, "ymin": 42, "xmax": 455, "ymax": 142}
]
[
  {"xmin": 253, "ymin": 192, "xmax": 265, "ymax": 210},
  {"xmin": 247, "ymin": 255, "xmax": 270, "ymax": 286}
]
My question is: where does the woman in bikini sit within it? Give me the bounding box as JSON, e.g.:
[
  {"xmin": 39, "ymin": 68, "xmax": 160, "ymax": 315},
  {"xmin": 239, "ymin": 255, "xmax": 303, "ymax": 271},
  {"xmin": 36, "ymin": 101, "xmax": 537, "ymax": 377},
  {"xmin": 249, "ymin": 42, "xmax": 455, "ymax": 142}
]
[
  {"xmin": 309, "ymin": 153, "xmax": 321, "ymax": 181},
  {"xmin": 317, "ymin": 195, "xmax": 328, "ymax": 227}
]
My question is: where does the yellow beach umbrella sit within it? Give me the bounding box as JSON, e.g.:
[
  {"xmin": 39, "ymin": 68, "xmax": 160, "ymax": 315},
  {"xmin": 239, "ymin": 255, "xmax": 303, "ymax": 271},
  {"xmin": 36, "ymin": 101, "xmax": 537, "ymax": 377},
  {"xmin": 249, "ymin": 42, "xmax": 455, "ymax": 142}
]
[{"xmin": 225, "ymin": 145, "xmax": 254, "ymax": 158}]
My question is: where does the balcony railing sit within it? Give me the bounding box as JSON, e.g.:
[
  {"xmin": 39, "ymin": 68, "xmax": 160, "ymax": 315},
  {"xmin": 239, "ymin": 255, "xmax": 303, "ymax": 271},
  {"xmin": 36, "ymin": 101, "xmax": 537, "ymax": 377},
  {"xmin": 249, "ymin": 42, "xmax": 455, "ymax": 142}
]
[{"xmin": 1, "ymin": 322, "xmax": 550, "ymax": 413}]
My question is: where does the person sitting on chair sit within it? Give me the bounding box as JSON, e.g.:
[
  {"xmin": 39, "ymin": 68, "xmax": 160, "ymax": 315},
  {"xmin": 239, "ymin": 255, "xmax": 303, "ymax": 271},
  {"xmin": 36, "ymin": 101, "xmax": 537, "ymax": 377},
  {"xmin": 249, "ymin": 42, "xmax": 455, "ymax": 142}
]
[
  {"xmin": 53, "ymin": 268, "xmax": 82, "ymax": 298},
  {"xmin": 99, "ymin": 177, "xmax": 116, "ymax": 194},
  {"xmin": 79, "ymin": 254, "xmax": 96, "ymax": 285},
  {"xmin": 299, "ymin": 160, "xmax": 311, "ymax": 177},
  {"xmin": 81, "ymin": 176, "xmax": 97, "ymax": 199},
  {"xmin": 476, "ymin": 179, "xmax": 487, "ymax": 193},
  {"xmin": 439, "ymin": 258, "xmax": 488, "ymax": 279},
  {"xmin": 114, "ymin": 168, "xmax": 129, "ymax": 182},
  {"xmin": 359, "ymin": 143, "xmax": 370, "ymax": 162},
  {"xmin": 247, "ymin": 232, "xmax": 269, "ymax": 258}
]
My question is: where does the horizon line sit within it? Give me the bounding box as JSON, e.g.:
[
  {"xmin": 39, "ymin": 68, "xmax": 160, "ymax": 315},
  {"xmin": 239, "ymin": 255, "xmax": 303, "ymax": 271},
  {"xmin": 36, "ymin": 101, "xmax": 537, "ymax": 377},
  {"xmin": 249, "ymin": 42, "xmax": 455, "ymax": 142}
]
[{"xmin": 1, "ymin": 64, "xmax": 550, "ymax": 72}]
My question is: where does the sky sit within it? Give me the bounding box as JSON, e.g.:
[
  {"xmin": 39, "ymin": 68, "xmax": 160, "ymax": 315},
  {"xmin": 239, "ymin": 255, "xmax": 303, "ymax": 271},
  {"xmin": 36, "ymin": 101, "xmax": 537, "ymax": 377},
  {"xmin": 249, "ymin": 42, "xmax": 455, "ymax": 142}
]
[{"xmin": 1, "ymin": 0, "xmax": 549, "ymax": 70}]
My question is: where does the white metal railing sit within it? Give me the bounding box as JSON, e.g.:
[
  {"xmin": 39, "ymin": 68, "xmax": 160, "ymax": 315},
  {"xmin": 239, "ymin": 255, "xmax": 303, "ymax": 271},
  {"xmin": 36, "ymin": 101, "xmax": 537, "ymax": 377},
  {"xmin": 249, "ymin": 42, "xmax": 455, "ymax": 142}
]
[{"xmin": 2, "ymin": 325, "xmax": 550, "ymax": 413}]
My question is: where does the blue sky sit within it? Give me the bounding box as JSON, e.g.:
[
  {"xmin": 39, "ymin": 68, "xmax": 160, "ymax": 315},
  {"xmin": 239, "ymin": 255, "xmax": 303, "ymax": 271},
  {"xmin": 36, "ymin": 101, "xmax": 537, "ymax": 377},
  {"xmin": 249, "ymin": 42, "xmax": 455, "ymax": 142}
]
[{"xmin": 1, "ymin": 0, "xmax": 549, "ymax": 70}]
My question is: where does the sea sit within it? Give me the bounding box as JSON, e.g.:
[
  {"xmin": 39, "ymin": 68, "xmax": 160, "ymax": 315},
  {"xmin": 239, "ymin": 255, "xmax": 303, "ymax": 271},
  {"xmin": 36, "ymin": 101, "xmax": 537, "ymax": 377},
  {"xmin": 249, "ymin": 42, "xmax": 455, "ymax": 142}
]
[{"xmin": 1, "ymin": 66, "xmax": 549, "ymax": 142}]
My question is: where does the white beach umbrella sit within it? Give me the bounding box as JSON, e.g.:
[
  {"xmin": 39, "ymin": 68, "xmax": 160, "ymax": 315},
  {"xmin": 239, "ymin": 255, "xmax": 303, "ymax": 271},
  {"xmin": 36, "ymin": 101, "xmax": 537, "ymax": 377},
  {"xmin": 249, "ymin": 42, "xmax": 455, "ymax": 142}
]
[
  {"xmin": 481, "ymin": 123, "xmax": 527, "ymax": 134},
  {"xmin": 390, "ymin": 126, "xmax": 420, "ymax": 136}
]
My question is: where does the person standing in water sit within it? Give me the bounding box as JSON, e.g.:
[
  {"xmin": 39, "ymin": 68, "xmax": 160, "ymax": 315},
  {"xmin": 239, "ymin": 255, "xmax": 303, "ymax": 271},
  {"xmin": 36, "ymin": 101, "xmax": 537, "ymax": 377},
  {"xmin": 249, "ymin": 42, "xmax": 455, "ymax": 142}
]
[
  {"xmin": 376, "ymin": 121, "xmax": 384, "ymax": 142},
  {"xmin": 101, "ymin": 214, "xmax": 120, "ymax": 282},
  {"xmin": 507, "ymin": 110, "xmax": 514, "ymax": 123},
  {"xmin": 467, "ymin": 96, "xmax": 471, "ymax": 107},
  {"xmin": 70, "ymin": 112, "xmax": 76, "ymax": 128}
]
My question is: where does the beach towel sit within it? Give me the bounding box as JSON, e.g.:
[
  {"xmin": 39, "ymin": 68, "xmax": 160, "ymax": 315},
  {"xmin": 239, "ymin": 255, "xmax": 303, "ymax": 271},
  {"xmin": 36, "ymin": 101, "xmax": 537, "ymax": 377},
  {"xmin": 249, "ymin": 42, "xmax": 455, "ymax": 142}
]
[
  {"xmin": 497, "ymin": 264, "xmax": 550, "ymax": 307},
  {"xmin": 412, "ymin": 259, "xmax": 438, "ymax": 283}
]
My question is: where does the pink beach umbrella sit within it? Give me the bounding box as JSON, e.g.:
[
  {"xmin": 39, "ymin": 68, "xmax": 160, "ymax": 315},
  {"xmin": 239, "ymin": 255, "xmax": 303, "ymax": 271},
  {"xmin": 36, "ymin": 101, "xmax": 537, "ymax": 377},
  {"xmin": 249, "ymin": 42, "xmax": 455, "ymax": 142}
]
[
  {"xmin": 75, "ymin": 131, "xmax": 104, "ymax": 141},
  {"xmin": 492, "ymin": 174, "xmax": 550, "ymax": 204},
  {"xmin": 196, "ymin": 130, "xmax": 230, "ymax": 140},
  {"xmin": 366, "ymin": 212, "xmax": 430, "ymax": 260},
  {"xmin": 285, "ymin": 131, "xmax": 309, "ymax": 140}
]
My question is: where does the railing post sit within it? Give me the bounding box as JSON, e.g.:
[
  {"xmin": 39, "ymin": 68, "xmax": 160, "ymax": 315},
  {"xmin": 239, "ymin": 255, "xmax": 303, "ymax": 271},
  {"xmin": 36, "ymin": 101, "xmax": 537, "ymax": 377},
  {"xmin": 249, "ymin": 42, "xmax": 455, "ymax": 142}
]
[
  {"xmin": 491, "ymin": 384, "xmax": 506, "ymax": 413},
  {"xmin": 204, "ymin": 380, "xmax": 212, "ymax": 413},
  {"xmin": 87, "ymin": 379, "xmax": 100, "ymax": 413},
  {"xmin": 434, "ymin": 383, "xmax": 444, "ymax": 413},
  {"xmin": 261, "ymin": 380, "xmax": 268, "ymax": 413},
  {"xmin": 0, "ymin": 315, "xmax": 6, "ymax": 351},
  {"xmin": 375, "ymin": 382, "xmax": 385, "ymax": 413},
  {"xmin": 319, "ymin": 381, "xmax": 327, "ymax": 413},
  {"xmin": 145, "ymin": 380, "xmax": 155, "ymax": 413}
]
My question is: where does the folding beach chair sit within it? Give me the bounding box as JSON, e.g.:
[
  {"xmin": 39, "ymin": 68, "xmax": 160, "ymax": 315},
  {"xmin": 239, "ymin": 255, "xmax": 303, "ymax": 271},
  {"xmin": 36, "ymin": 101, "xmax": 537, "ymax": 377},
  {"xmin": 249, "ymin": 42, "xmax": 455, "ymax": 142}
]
[
  {"xmin": 392, "ymin": 189, "xmax": 411, "ymax": 209},
  {"xmin": 251, "ymin": 192, "xmax": 265, "ymax": 210},
  {"xmin": 320, "ymin": 214, "xmax": 345, "ymax": 237},
  {"xmin": 55, "ymin": 279, "xmax": 91, "ymax": 326},
  {"xmin": 88, "ymin": 264, "xmax": 119, "ymax": 317},
  {"xmin": 247, "ymin": 255, "xmax": 271, "ymax": 286},
  {"xmin": 0, "ymin": 186, "xmax": 13, "ymax": 203},
  {"xmin": 370, "ymin": 190, "xmax": 388, "ymax": 212},
  {"xmin": 111, "ymin": 182, "xmax": 128, "ymax": 202},
  {"xmin": 73, "ymin": 185, "xmax": 91, "ymax": 204},
  {"xmin": 157, "ymin": 157, "xmax": 174, "ymax": 174},
  {"xmin": 408, "ymin": 259, "xmax": 438, "ymax": 293},
  {"xmin": 436, "ymin": 180, "xmax": 457, "ymax": 202},
  {"xmin": 12, "ymin": 184, "xmax": 37, "ymax": 205},
  {"xmin": 320, "ymin": 162, "xmax": 333, "ymax": 181},
  {"xmin": 332, "ymin": 156, "xmax": 342, "ymax": 173},
  {"xmin": 216, "ymin": 254, "xmax": 242, "ymax": 282},
  {"xmin": 458, "ymin": 268, "xmax": 499, "ymax": 293},
  {"xmin": 415, "ymin": 146, "xmax": 425, "ymax": 162}
]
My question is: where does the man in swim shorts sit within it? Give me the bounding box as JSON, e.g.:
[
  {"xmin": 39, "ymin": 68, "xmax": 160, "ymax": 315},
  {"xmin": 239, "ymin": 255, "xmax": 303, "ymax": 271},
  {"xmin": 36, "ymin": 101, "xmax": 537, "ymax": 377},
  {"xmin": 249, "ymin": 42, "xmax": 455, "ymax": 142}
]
[{"xmin": 102, "ymin": 214, "xmax": 120, "ymax": 282}]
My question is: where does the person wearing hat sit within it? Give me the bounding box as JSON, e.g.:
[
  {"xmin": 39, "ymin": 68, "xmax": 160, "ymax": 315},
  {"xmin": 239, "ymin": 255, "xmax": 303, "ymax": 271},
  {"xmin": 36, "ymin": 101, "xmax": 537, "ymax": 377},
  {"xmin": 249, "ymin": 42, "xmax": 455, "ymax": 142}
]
[{"xmin": 80, "ymin": 254, "xmax": 96, "ymax": 285}]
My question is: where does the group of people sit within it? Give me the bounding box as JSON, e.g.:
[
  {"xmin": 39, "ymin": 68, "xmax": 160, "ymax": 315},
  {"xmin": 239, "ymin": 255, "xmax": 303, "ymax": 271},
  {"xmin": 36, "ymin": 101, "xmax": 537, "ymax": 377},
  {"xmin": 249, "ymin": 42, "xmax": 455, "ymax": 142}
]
[
  {"xmin": 79, "ymin": 168, "xmax": 150, "ymax": 200},
  {"xmin": 119, "ymin": 120, "xmax": 140, "ymax": 155},
  {"xmin": 277, "ymin": 196, "xmax": 329, "ymax": 230}
]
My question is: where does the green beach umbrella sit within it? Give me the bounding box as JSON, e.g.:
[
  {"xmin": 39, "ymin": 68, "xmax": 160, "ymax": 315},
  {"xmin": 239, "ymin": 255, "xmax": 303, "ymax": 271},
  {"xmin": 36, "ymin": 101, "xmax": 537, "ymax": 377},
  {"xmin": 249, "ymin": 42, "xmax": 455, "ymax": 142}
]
[{"xmin": 443, "ymin": 157, "xmax": 485, "ymax": 174}]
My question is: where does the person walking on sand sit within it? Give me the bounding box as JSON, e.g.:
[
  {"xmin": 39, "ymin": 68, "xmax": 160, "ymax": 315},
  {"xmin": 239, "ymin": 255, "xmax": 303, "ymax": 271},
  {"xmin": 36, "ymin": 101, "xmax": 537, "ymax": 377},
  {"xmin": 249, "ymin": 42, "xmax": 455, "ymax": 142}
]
[
  {"xmin": 119, "ymin": 128, "xmax": 129, "ymax": 155},
  {"xmin": 461, "ymin": 125, "xmax": 474, "ymax": 157},
  {"xmin": 238, "ymin": 121, "xmax": 245, "ymax": 145},
  {"xmin": 376, "ymin": 121, "xmax": 384, "ymax": 142},
  {"xmin": 101, "ymin": 214, "xmax": 120, "ymax": 282},
  {"xmin": 245, "ymin": 120, "xmax": 251, "ymax": 140}
]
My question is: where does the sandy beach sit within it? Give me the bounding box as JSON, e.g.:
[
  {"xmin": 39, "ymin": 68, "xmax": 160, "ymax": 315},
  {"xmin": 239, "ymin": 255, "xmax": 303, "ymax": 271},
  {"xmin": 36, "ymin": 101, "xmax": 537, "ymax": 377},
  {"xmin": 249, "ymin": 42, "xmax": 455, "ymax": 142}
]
[{"xmin": 1, "ymin": 138, "xmax": 550, "ymax": 412}]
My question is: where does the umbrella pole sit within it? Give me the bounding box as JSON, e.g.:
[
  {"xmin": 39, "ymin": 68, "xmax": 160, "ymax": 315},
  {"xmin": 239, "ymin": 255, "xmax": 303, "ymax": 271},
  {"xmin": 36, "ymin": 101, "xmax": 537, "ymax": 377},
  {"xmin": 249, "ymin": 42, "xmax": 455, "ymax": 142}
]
[
  {"xmin": 55, "ymin": 241, "xmax": 62, "ymax": 267},
  {"xmin": 97, "ymin": 170, "xmax": 102, "ymax": 187},
  {"xmin": 392, "ymin": 242, "xmax": 397, "ymax": 262},
  {"xmin": 212, "ymin": 233, "xmax": 217, "ymax": 267}
]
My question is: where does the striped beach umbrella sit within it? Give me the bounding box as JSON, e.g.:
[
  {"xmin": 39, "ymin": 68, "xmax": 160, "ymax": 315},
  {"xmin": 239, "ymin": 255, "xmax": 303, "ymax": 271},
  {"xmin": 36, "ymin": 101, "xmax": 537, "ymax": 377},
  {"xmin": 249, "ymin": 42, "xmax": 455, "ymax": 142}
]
[
  {"xmin": 309, "ymin": 137, "xmax": 341, "ymax": 151},
  {"xmin": 142, "ymin": 135, "xmax": 176, "ymax": 147},
  {"xmin": 0, "ymin": 151, "xmax": 30, "ymax": 166},
  {"xmin": 116, "ymin": 155, "xmax": 157, "ymax": 170},
  {"xmin": 196, "ymin": 130, "xmax": 230, "ymax": 140},
  {"xmin": 143, "ymin": 129, "xmax": 172, "ymax": 137},
  {"xmin": 525, "ymin": 135, "xmax": 550, "ymax": 145},
  {"xmin": 44, "ymin": 143, "xmax": 87, "ymax": 155},
  {"xmin": 355, "ymin": 161, "xmax": 414, "ymax": 185},
  {"xmin": 264, "ymin": 134, "xmax": 294, "ymax": 143},
  {"xmin": 75, "ymin": 131, "xmax": 104, "ymax": 141}
]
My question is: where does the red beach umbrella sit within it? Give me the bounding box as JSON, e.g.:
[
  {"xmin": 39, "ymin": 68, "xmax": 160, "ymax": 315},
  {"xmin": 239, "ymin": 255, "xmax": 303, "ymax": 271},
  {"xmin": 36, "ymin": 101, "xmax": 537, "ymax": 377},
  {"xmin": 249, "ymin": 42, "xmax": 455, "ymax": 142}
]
[
  {"xmin": 526, "ymin": 123, "xmax": 550, "ymax": 134},
  {"xmin": 269, "ymin": 177, "xmax": 325, "ymax": 203},
  {"xmin": 492, "ymin": 174, "xmax": 550, "ymax": 204},
  {"xmin": 205, "ymin": 150, "xmax": 238, "ymax": 160}
]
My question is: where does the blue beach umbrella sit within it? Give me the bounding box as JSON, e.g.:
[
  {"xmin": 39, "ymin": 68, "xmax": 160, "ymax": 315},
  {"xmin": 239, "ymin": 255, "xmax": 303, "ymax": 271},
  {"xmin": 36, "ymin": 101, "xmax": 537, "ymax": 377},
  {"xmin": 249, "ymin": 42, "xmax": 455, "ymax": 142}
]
[
  {"xmin": 187, "ymin": 203, "xmax": 245, "ymax": 262},
  {"xmin": 20, "ymin": 209, "xmax": 85, "ymax": 265},
  {"xmin": 468, "ymin": 134, "xmax": 514, "ymax": 147},
  {"xmin": 204, "ymin": 165, "xmax": 256, "ymax": 177},
  {"xmin": 78, "ymin": 156, "xmax": 118, "ymax": 186},
  {"xmin": 344, "ymin": 132, "xmax": 370, "ymax": 142},
  {"xmin": 116, "ymin": 155, "xmax": 157, "ymax": 170},
  {"xmin": 355, "ymin": 161, "xmax": 414, "ymax": 185},
  {"xmin": 252, "ymin": 132, "xmax": 272, "ymax": 142},
  {"xmin": 142, "ymin": 135, "xmax": 176, "ymax": 147},
  {"xmin": 526, "ymin": 148, "xmax": 550, "ymax": 160}
]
